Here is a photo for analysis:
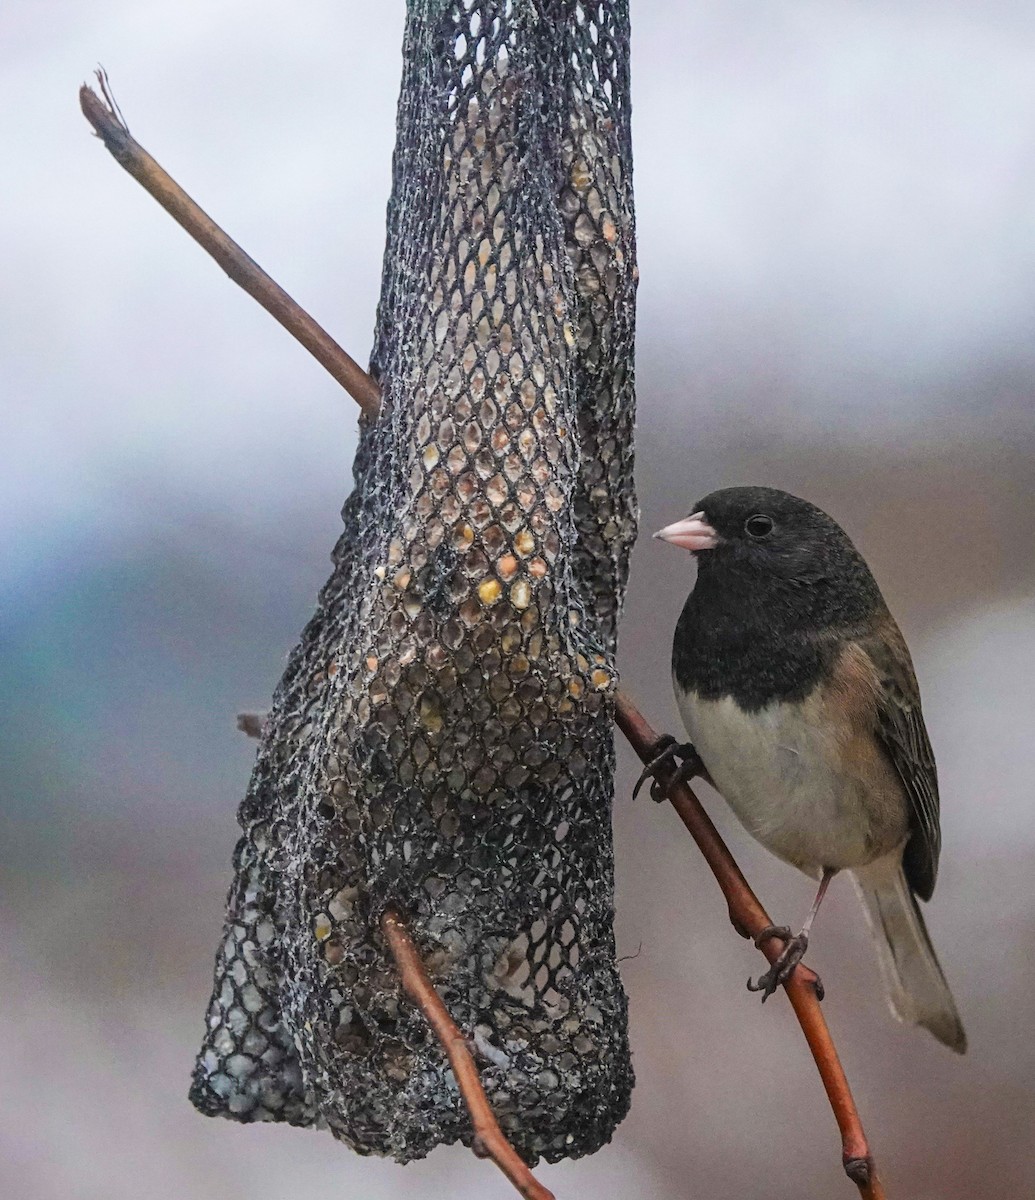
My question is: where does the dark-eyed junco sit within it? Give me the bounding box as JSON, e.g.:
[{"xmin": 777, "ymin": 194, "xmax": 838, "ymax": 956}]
[{"xmin": 649, "ymin": 485, "xmax": 965, "ymax": 1053}]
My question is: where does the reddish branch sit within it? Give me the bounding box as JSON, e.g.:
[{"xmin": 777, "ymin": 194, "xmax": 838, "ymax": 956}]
[
  {"xmin": 82, "ymin": 78, "xmax": 888, "ymax": 1199},
  {"xmin": 380, "ymin": 910, "xmax": 556, "ymax": 1200},
  {"xmin": 614, "ymin": 690, "xmax": 885, "ymax": 1199},
  {"xmin": 79, "ymin": 75, "xmax": 380, "ymax": 418}
]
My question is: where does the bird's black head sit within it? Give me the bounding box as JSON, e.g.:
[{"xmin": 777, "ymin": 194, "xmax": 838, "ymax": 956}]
[{"xmin": 656, "ymin": 486, "xmax": 883, "ymax": 627}]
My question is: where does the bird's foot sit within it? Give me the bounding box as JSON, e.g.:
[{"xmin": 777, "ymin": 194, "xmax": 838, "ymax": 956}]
[
  {"xmin": 632, "ymin": 736, "xmax": 705, "ymax": 803},
  {"xmin": 746, "ymin": 926, "xmax": 813, "ymax": 1002}
]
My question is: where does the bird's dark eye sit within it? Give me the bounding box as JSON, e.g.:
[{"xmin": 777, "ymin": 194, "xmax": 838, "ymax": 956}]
[{"xmin": 744, "ymin": 514, "xmax": 774, "ymax": 539}]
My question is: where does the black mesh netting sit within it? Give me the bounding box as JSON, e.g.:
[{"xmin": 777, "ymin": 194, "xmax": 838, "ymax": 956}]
[{"xmin": 190, "ymin": 0, "xmax": 637, "ymax": 1165}]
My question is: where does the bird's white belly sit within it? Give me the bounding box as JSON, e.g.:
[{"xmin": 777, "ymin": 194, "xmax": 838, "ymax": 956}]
[{"xmin": 675, "ymin": 684, "xmax": 907, "ymax": 875}]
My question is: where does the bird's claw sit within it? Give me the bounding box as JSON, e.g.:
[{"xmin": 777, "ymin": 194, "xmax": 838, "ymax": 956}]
[
  {"xmin": 747, "ymin": 928, "xmax": 811, "ymax": 1002},
  {"xmin": 752, "ymin": 924, "xmax": 792, "ymax": 949},
  {"xmin": 632, "ymin": 736, "xmax": 705, "ymax": 803}
]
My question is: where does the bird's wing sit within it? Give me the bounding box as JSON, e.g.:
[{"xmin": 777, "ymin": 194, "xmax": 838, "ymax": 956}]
[{"xmin": 857, "ymin": 616, "xmax": 941, "ymax": 901}]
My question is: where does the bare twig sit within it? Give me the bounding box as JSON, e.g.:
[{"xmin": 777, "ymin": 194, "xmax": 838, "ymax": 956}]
[
  {"xmin": 613, "ymin": 690, "xmax": 886, "ymax": 1199},
  {"xmin": 236, "ymin": 712, "xmax": 265, "ymax": 739},
  {"xmin": 82, "ymin": 80, "xmax": 887, "ymax": 1197},
  {"xmin": 379, "ymin": 909, "xmax": 556, "ymax": 1200},
  {"xmin": 79, "ymin": 73, "xmax": 381, "ymax": 418}
]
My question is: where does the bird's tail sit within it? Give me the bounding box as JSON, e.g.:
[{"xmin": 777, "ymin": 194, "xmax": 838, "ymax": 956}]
[{"xmin": 850, "ymin": 852, "xmax": 966, "ymax": 1053}]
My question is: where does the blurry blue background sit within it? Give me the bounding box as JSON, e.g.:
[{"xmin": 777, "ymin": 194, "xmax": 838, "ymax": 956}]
[{"xmin": 2, "ymin": 2, "xmax": 1033, "ymax": 1197}]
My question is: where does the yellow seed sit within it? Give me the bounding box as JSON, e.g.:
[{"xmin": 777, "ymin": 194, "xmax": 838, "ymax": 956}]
[
  {"xmin": 569, "ymin": 679, "xmax": 583, "ymax": 698},
  {"xmin": 511, "ymin": 579, "xmax": 531, "ymax": 609},
  {"xmin": 592, "ymin": 669, "xmax": 611, "ymax": 690},
  {"xmin": 419, "ymin": 695, "xmax": 443, "ymax": 733},
  {"xmin": 501, "ymin": 626, "xmax": 521, "ymax": 654},
  {"xmin": 423, "ymin": 445, "xmax": 440, "ymax": 469},
  {"xmin": 478, "ymin": 578, "xmax": 502, "ymax": 605},
  {"xmin": 313, "ymin": 915, "xmax": 332, "ymax": 941},
  {"xmin": 514, "ymin": 529, "xmax": 535, "ymax": 556}
]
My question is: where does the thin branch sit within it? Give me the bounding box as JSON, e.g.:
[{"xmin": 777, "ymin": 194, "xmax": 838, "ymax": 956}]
[
  {"xmin": 79, "ymin": 73, "xmax": 381, "ymax": 419},
  {"xmin": 82, "ymin": 80, "xmax": 888, "ymax": 1196},
  {"xmin": 379, "ymin": 909, "xmax": 556, "ymax": 1200},
  {"xmin": 236, "ymin": 712, "xmax": 265, "ymax": 739},
  {"xmin": 613, "ymin": 690, "xmax": 886, "ymax": 1199}
]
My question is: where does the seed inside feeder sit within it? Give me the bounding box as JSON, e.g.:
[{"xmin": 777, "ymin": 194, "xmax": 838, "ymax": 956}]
[{"xmin": 478, "ymin": 578, "xmax": 502, "ymax": 605}]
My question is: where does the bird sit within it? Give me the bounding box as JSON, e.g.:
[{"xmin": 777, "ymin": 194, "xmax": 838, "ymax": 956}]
[{"xmin": 645, "ymin": 485, "xmax": 966, "ymax": 1053}]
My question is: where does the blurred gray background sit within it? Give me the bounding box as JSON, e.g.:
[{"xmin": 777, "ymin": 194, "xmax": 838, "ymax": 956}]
[{"xmin": 2, "ymin": 2, "xmax": 1033, "ymax": 1197}]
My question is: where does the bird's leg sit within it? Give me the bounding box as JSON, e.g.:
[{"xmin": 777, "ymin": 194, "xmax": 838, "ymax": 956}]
[
  {"xmin": 747, "ymin": 868, "xmax": 837, "ymax": 1001},
  {"xmin": 632, "ymin": 735, "xmax": 706, "ymax": 802}
]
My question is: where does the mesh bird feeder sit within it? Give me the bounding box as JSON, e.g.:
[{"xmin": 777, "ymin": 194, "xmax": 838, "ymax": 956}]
[{"xmin": 190, "ymin": 0, "xmax": 638, "ymax": 1164}]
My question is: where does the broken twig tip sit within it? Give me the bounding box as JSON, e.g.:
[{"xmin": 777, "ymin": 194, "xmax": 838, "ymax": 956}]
[
  {"xmin": 236, "ymin": 712, "xmax": 265, "ymax": 740},
  {"xmin": 95, "ymin": 65, "xmax": 129, "ymax": 131},
  {"xmin": 76, "ymin": 73, "xmax": 381, "ymax": 418}
]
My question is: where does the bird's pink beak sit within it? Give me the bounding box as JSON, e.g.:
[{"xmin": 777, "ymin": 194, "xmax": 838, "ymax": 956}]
[{"xmin": 652, "ymin": 511, "xmax": 719, "ymax": 552}]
